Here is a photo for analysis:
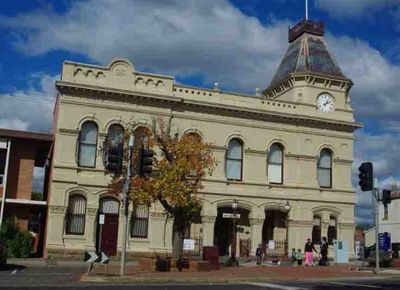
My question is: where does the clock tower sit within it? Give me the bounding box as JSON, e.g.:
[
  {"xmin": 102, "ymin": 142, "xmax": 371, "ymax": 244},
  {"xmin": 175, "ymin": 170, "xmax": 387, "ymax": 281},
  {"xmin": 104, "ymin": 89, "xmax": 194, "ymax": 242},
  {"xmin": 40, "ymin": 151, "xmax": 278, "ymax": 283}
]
[{"xmin": 263, "ymin": 19, "xmax": 354, "ymax": 123}]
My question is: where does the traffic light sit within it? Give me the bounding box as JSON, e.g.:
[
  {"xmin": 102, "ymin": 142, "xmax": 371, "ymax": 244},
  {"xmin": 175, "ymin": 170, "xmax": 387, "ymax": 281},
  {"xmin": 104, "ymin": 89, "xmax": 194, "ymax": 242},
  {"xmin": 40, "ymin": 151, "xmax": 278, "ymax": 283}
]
[
  {"xmin": 138, "ymin": 147, "xmax": 154, "ymax": 177},
  {"xmin": 106, "ymin": 145, "xmax": 123, "ymax": 175},
  {"xmin": 358, "ymin": 162, "xmax": 373, "ymax": 191},
  {"xmin": 382, "ymin": 190, "xmax": 392, "ymax": 205}
]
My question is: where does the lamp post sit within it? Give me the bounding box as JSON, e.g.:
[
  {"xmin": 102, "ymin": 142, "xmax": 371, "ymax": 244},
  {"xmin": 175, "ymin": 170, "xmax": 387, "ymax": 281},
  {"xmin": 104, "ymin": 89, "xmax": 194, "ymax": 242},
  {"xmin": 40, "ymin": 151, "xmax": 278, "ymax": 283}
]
[
  {"xmin": 231, "ymin": 199, "xmax": 238, "ymax": 266},
  {"xmin": 284, "ymin": 201, "xmax": 291, "ymax": 257}
]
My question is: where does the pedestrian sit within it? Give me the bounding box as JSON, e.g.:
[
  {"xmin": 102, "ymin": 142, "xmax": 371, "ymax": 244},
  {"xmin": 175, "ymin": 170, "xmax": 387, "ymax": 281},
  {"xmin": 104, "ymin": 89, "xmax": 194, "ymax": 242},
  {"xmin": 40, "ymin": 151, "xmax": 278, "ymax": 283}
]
[
  {"xmin": 296, "ymin": 248, "xmax": 303, "ymax": 266},
  {"xmin": 304, "ymin": 238, "xmax": 317, "ymax": 266},
  {"xmin": 256, "ymin": 243, "xmax": 263, "ymax": 265},
  {"xmin": 290, "ymin": 248, "xmax": 297, "ymax": 266},
  {"xmin": 319, "ymin": 237, "xmax": 329, "ymax": 266}
]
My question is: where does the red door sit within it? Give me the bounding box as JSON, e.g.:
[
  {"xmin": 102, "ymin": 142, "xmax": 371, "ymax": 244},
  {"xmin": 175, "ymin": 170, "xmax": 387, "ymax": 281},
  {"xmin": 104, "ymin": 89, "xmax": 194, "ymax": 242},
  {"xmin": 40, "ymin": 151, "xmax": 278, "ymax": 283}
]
[{"xmin": 100, "ymin": 214, "xmax": 119, "ymax": 256}]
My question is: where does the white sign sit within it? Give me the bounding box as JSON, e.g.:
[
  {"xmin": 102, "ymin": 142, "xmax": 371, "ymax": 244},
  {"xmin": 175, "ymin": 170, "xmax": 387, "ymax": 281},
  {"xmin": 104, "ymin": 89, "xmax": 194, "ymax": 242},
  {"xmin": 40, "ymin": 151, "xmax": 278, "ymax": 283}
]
[
  {"xmin": 99, "ymin": 214, "xmax": 105, "ymax": 225},
  {"xmin": 0, "ymin": 139, "xmax": 8, "ymax": 149},
  {"xmin": 222, "ymin": 213, "xmax": 241, "ymax": 219},
  {"xmin": 183, "ymin": 239, "xmax": 195, "ymax": 251},
  {"xmin": 268, "ymin": 240, "xmax": 275, "ymax": 249}
]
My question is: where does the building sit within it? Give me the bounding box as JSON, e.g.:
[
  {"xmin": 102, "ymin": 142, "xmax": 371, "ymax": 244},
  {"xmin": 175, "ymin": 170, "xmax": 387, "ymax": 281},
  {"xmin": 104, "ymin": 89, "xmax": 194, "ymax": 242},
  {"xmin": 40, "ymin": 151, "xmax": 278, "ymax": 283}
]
[
  {"xmin": 46, "ymin": 19, "xmax": 360, "ymax": 258},
  {"xmin": 0, "ymin": 128, "xmax": 53, "ymax": 256}
]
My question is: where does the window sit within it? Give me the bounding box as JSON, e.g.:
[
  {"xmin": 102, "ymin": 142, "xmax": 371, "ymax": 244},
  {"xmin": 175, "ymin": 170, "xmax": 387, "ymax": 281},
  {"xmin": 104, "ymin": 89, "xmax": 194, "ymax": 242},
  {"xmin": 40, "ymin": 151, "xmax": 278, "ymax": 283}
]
[
  {"xmin": 312, "ymin": 216, "xmax": 321, "ymax": 244},
  {"xmin": 106, "ymin": 124, "xmax": 124, "ymax": 149},
  {"xmin": 133, "ymin": 126, "xmax": 152, "ymax": 149},
  {"xmin": 268, "ymin": 143, "xmax": 283, "ymax": 184},
  {"xmin": 317, "ymin": 149, "xmax": 332, "ymax": 188},
  {"xmin": 101, "ymin": 197, "xmax": 119, "ymax": 214},
  {"xmin": 183, "ymin": 132, "xmax": 202, "ymax": 176},
  {"xmin": 226, "ymin": 139, "xmax": 243, "ymax": 180},
  {"xmin": 327, "ymin": 216, "xmax": 337, "ymax": 245},
  {"xmin": 78, "ymin": 121, "xmax": 98, "ymax": 167},
  {"xmin": 131, "ymin": 204, "xmax": 149, "ymax": 238},
  {"xmin": 0, "ymin": 149, "xmax": 6, "ymax": 185},
  {"xmin": 66, "ymin": 195, "xmax": 86, "ymax": 235}
]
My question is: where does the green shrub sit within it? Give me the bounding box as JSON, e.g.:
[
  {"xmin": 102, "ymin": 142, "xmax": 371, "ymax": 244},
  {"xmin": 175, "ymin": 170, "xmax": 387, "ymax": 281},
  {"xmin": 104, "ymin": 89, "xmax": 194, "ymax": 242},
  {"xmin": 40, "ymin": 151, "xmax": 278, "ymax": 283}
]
[{"xmin": 0, "ymin": 219, "xmax": 33, "ymax": 258}]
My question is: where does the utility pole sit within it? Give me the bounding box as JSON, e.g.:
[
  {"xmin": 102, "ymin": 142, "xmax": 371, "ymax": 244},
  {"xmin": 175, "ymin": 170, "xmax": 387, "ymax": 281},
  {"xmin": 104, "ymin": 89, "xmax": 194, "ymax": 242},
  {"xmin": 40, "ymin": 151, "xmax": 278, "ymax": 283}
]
[
  {"xmin": 120, "ymin": 134, "xmax": 134, "ymax": 276},
  {"xmin": 305, "ymin": 0, "xmax": 309, "ymax": 20}
]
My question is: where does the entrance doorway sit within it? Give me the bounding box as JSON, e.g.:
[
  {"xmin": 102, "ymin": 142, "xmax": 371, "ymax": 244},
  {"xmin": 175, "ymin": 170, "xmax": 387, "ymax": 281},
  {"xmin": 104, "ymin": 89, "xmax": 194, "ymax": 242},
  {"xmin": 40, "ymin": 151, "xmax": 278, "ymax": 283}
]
[
  {"xmin": 98, "ymin": 197, "xmax": 120, "ymax": 256},
  {"xmin": 213, "ymin": 206, "xmax": 250, "ymax": 256},
  {"xmin": 262, "ymin": 210, "xmax": 287, "ymax": 256}
]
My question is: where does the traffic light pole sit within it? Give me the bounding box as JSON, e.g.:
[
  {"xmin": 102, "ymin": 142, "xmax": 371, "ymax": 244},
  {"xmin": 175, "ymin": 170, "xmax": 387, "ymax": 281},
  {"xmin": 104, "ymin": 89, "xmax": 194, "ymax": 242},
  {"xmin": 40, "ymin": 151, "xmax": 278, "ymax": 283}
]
[
  {"xmin": 120, "ymin": 135, "xmax": 134, "ymax": 276},
  {"xmin": 374, "ymin": 186, "xmax": 380, "ymax": 274}
]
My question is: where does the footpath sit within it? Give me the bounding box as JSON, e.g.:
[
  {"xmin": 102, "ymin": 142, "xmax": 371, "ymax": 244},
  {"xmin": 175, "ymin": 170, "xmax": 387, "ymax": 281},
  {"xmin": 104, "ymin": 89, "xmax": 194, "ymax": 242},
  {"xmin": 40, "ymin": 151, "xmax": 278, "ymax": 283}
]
[{"xmin": 81, "ymin": 261, "xmax": 400, "ymax": 284}]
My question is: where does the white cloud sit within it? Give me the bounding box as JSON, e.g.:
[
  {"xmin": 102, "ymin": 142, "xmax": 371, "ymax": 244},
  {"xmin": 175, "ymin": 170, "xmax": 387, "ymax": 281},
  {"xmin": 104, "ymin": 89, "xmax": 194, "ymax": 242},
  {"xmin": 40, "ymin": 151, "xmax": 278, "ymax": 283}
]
[
  {"xmin": 0, "ymin": 74, "xmax": 58, "ymax": 133},
  {"xmin": 0, "ymin": 0, "xmax": 289, "ymax": 92},
  {"xmin": 315, "ymin": 0, "xmax": 400, "ymax": 20}
]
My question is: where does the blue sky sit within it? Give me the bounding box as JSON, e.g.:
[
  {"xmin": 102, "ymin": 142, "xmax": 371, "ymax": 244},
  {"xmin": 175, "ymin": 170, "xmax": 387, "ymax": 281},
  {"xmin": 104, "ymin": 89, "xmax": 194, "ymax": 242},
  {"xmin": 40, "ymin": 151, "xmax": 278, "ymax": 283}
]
[{"xmin": 1, "ymin": 0, "xmax": 400, "ymax": 226}]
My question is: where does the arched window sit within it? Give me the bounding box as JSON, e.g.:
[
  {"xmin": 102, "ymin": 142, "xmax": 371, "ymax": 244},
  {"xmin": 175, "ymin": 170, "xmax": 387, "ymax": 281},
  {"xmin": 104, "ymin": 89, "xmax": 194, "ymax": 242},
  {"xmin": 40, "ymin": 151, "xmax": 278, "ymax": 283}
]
[
  {"xmin": 131, "ymin": 204, "xmax": 149, "ymax": 238},
  {"xmin": 268, "ymin": 143, "xmax": 284, "ymax": 184},
  {"xmin": 317, "ymin": 149, "xmax": 332, "ymax": 188},
  {"xmin": 100, "ymin": 197, "xmax": 120, "ymax": 215},
  {"xmin": 226, "ymin": 138, "xmax": 243, "ymax": 181},
  {"xmin": 78, "ymin": 121, "xmax": 98, "ymax": 167},
  {"xmin": 66, "ymin": 195, "xmax": 86, "ymax": 235},
  {"xmin": 312, "ymin": 215, "xmax": 321, "ymax": 244},
  {"xmin": 133, "ymin": 126, "xmax": 152, "ymax": 149},
  {"xmin": 327, "ymin": 216, "xmax": 337, "ymax": 245},
  {"xmin": 106, "ymin": 124, "xmax": 124, "ymax": 149}
]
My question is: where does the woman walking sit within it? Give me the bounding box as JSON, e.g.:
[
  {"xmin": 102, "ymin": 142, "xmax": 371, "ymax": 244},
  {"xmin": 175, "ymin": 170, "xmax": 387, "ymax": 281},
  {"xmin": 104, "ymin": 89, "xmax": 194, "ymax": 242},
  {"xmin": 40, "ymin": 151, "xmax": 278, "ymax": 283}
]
[{"xmin": 304, "ymin": 238, "xmax": 317, "ymax": 266}]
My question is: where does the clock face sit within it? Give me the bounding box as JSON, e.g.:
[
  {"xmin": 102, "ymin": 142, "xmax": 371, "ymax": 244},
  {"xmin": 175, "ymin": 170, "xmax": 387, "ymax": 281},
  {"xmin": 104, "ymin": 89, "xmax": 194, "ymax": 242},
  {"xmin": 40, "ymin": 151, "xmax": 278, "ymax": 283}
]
[{"xmin": 316, "ymin": 94, "xmax": 334, "ymax": 112}]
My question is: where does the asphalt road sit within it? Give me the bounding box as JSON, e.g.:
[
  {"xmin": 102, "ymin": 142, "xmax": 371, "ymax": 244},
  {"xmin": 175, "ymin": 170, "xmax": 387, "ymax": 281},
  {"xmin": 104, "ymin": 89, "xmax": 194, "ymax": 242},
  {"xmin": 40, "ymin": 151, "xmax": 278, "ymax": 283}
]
[{"xmin": 1, "ymin": 264, "xmax": 400, "ymax": 289}]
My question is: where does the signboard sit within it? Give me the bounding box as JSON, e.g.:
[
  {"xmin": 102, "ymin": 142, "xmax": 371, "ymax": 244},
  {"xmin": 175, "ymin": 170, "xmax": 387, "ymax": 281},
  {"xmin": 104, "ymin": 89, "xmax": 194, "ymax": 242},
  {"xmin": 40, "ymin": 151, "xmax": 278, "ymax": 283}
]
[
  {"xmin": 183, "ymin": 239, "xmax": 195, "ymax": 251},
  {"xmin": 379, "ymin": 232, "xmax": 391, "ymax": 252},
  {"xmin": 84, "ymin": 251, "xmax": 109, "ymax": 264},
  {"xmin": 222, "ymin": 213, "xmax": 241, "ymax": 219},
  {"xmin": 268, "ymin": 240, "xmax": 275, "ymax": 249},
  {"xmin": 0, "ymin": 139, "xmax": 8, "ymax": 149},
  {"xmin": 99, "ymin": 214, "xmax": 105, "ymax": 225}
]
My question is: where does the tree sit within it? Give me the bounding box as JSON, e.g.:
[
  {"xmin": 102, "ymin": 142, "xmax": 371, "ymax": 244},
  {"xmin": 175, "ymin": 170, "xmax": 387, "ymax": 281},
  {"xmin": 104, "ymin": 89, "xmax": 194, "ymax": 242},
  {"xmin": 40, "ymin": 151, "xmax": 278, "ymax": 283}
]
[{"xmin": 107, "ymin": 117, "xmax": 218, "ymax": 259}]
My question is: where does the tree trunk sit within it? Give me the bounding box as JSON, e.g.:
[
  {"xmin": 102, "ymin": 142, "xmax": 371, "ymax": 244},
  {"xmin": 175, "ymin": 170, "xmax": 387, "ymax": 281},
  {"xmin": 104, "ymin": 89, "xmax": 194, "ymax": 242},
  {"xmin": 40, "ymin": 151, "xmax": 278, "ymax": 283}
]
[{"xmin": 172, "ymin": 216, "xmax": 186, "ymax": 259}]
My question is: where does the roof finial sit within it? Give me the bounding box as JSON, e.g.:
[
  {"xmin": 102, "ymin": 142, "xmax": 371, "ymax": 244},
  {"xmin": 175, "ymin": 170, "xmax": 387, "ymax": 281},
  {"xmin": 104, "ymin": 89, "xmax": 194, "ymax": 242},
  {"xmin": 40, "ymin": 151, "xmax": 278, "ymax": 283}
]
[{"xmin": 305, "ymin": 0, "xmax": 309, "ymax": 20}]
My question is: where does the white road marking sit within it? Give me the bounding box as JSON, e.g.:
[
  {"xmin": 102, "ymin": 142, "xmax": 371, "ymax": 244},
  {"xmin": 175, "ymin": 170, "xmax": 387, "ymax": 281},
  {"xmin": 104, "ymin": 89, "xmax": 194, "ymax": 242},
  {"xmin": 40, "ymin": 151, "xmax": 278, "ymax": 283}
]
[
  {"xmin": 324, "ymin": 281, "xmax": 380, "ymax": 288},
  {"xmin": 244, "ymin": 282, "xmax": 307, "ymax": 290}
]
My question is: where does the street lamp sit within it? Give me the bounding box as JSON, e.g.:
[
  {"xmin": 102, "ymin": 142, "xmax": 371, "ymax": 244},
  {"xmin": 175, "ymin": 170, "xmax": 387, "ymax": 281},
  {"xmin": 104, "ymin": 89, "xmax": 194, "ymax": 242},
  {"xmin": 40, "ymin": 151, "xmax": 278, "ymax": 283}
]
[
  {"xmin": 231, "ymin": 199, "xmax": 239, "ymax": 266},
  {"xmin": 284, "ymin": 201, "xmax": 291, "ymax": 257}
]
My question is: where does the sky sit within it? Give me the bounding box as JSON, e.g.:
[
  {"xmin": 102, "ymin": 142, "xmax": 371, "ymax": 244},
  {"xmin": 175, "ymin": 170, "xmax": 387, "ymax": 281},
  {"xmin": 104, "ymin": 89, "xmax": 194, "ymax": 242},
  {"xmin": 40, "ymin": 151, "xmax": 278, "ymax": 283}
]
[{"xmin": 1, "ymin": 0, "xmax": 400, "ymax": 227}]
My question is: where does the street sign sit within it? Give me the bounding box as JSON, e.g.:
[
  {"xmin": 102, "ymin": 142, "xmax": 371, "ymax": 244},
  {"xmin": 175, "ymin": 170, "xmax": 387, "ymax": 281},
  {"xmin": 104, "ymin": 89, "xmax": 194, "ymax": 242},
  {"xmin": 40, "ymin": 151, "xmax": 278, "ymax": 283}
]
[
  {"xmin": 222, "ymin": 213, "xmax": 241, "ymax": 219},
  {"xmin": 98, "ymin": 252, "xmax": 109, "ymax": 264},
  {"xmin": 99, "ymin": 214, "xmax": 105, "ymax": 225},
  {"xmin": 84, "ymin": 251, "xmax": 98, "ymax": 263}
]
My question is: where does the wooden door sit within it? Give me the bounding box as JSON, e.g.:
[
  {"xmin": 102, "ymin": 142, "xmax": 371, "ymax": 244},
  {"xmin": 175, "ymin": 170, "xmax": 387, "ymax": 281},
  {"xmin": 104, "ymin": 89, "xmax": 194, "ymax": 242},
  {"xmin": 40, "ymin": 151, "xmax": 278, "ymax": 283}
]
[
  {"xmin": 99, "ymin": 197, "xmax": 120, "ymax": 256},
  {"xmin": 100, "ymin": 214, "xmax": 119, "ymax": 256}
]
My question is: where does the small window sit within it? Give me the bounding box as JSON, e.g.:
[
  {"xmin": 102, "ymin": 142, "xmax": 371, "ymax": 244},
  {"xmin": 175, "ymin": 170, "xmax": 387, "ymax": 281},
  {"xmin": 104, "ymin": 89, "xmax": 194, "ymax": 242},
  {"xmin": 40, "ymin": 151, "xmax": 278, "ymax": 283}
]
[
  {"xmin": 78, "ymin": 121, "xmax": 98, "ymax": 167},
  {"xmin": 0, "ymin": 149, "xmax": 6, "ymax": 186},
  {"xmin": 327, "ymin": 217, "xmax": 337, "ymax": 245},
  {"xmin": 226, "ymin": 139, "xmax": 243, "ymax": 181},
  {"xmin": 312, "ymin": 216, "xmax": 321, "ymax": 244},
  {"xmin": 268, "ymin": 143, "xmax": 284, "ymax": 184},
  {"xmin": 131, "ymin": 205, "xmax": 149, "ymax": 238},
  {"xmin": 318, "ymin": 149, "xmax": 332, "ymax": 188},
  {"xmin": 66, "ymin": 195, "xmax": 86, "ymax": 235}
]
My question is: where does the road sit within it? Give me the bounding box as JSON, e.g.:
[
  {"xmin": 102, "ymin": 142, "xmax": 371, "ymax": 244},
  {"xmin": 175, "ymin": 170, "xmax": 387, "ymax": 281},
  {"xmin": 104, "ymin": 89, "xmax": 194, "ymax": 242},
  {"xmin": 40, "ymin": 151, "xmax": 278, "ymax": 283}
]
[{"xmin": 1, "ymin": 264, "xmax": 400, "ymax": 289}]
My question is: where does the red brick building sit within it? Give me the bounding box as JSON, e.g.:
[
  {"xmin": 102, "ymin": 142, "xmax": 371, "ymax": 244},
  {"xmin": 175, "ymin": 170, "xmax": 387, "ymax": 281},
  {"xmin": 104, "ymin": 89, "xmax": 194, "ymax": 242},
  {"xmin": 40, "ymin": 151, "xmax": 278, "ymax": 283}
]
[{"xmin": 0, "ymin": 129, "xmax": 53, "ymax": 256}]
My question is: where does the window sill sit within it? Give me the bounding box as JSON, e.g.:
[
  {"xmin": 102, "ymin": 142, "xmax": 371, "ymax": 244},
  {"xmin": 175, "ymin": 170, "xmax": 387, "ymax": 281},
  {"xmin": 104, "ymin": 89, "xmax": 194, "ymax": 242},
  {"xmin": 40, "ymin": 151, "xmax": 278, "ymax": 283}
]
[
  {"xmin": 129, "ymin": 237, "xmax": 150, "ymax": 243},
  {"xmin": 63, "ymin": 234, "xmax": 86, "ymax": 240}
]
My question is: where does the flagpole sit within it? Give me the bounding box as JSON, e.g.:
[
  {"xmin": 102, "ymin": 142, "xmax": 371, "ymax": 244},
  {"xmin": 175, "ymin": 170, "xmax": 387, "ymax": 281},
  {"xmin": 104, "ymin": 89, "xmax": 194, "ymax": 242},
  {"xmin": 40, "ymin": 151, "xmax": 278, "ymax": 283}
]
[{"xmin": 305, "ymin": 0, "xmax": 309, "ymax": 20}]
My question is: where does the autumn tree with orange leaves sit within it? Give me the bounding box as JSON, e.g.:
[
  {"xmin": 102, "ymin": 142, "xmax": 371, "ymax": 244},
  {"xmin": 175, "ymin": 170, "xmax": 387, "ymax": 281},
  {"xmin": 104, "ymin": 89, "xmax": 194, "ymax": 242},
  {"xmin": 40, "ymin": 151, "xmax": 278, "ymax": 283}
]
[{"xmin": 107, "ymin": 117, "xmax": 218, "ymax": 259}]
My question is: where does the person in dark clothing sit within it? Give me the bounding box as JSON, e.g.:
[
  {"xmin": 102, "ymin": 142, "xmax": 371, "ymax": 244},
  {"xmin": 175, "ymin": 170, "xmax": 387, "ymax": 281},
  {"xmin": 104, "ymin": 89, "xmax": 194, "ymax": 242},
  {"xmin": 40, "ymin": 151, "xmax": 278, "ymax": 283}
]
[
  {"xmin": 319, "ymin": 236, "xmax": 329, "ymax": 266},
  {"xmin": 304, "ymin": 238, "xmax": 317, "ymax": 266},
  {"xmin": 256, "ymin": 243, "xmax": 264, "ymax": 265}
]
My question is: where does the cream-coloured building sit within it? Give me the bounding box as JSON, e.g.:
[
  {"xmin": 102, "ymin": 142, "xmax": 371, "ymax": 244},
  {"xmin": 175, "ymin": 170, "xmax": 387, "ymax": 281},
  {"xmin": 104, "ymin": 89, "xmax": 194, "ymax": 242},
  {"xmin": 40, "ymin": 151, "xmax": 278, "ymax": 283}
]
[{"xmin": 46, "ymin": 19, "xmax": 361, "ymax": 258}]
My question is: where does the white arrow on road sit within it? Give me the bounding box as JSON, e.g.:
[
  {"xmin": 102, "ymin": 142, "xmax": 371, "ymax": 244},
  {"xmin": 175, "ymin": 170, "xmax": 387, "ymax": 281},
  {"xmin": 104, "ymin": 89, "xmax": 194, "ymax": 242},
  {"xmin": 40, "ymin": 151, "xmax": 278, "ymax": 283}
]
[{"xmin": 84, "ymin": 251, "xmax": 98, "ymax": 263}]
